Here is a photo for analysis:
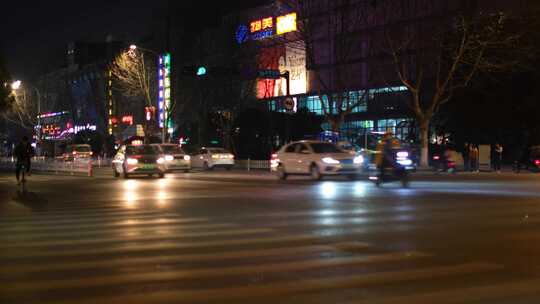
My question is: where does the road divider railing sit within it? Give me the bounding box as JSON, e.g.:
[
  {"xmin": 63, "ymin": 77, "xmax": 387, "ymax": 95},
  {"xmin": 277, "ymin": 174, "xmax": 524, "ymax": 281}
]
[
  {"xmin": 0, "ymin": 157, "xmax": 93, "ymax": 177},
  {"xmin": 234, "ymin": 159, "xmax": 270, "ymax": 171}
]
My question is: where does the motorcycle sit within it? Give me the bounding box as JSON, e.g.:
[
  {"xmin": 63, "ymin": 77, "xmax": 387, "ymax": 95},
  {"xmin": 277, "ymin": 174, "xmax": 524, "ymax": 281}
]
[
  {"xmin": 432, "ymin": 154, "xmax": 456, "ymax": 173},
  {"xmin": 369, "ymin": 150, "xmax": 414, "ymax": 187}
]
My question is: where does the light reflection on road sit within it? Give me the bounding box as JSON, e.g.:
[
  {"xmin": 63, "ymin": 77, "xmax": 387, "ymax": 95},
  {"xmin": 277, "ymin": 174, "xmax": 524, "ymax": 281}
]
[{"xmin": 319, "ymin": 182, "xmax": 337, "ymax": 199}]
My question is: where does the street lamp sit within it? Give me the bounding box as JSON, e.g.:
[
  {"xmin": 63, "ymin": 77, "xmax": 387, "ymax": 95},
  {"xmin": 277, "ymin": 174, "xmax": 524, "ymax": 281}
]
[
  {"xmin": 129, "ymin": 44, "xmax": 171, "ymax": 143},
  {"xmin": 11, "ymin": 80, "xmax": 42, "ymax": 154},
  {"xmin": 11, "ymin": 80, "xmax": 21, "ymax": 90},
  {"xmin": 129, "ymin": 44, "xmax": 158, "ymax": 55}
]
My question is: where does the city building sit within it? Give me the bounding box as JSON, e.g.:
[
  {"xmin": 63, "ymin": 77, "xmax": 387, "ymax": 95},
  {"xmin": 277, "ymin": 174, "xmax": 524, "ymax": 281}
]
[{"xmin": 230, "ymin": 0, "xmax": 531, "ymax": 148}]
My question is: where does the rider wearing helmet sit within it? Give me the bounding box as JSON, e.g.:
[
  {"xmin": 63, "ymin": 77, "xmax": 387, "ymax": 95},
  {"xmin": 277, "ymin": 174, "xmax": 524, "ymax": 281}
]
[{"xmin": 374, "ymin": 131, "xmax": 401, "ymax": 175}]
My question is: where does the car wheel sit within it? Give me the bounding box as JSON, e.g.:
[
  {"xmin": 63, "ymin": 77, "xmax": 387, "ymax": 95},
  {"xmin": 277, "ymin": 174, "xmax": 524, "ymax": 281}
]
[
  {"xmin": 184, "ymin": 169, "xmax": 190, "ymax": 173},
  {"xmin": 310, "ymin": 164, "xmax": 322, "ymax": 181},
  {"xmin": 203, "ymin": 162, "xmax": 209, "ymax": 171},
  {"xmin": 158, "ymin": 173, "xmax": 165, "ymax": 178},
  {"xmin": 113, "ymin": 168, "xmax": 119, "ymax": 178},
  {"xmin": 148, "ymin": 174, "xmax": 153, "ymax": 177},
  {"xmin": 226, "ymin": 166, "xmax": 232, "ymax": 171},
  {"xmin": 277, "ymin": 164, "xmax": 288, "ymax": 180}
]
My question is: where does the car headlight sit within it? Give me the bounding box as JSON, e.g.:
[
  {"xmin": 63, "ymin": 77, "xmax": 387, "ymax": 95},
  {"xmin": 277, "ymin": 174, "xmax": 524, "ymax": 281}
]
[
  {"xmin": 228, "ymin": 154, "xmax": 235, "ymax": 159},
  {"xmin": 354, "ymin": 155, "xmax": 364, "ymax": 164},
  {"xmin": 126, "ymin": 158, "xmax": 138, "ymax": 165},
  {"xmin": 397, "ymin": 159, "xmax": 413, "ymax": 166},
  {"xmin": 184, "ymin": 155, "xmax": 191, "ymax": 161},
  {"xmin": 322, "ymin": 157, "xmax": 340, "ymax": 164},
  {"xmin": 156, "ymin": 157, "xmax": 165, "ymax": 164},
  {"xmin": 212, "ymin": 154, "xmax": 219, "ymax": 159},
  {"xmin": 165, "ymin": 155, "xmax": 174, "ymax": 162},
  {"xmin": 397, "ymin": 151, "xmax": 409, "ymax": 158}
]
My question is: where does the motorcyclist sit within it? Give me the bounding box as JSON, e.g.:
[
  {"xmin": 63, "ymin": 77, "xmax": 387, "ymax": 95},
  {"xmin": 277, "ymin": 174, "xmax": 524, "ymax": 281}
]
[
  {"xmin": 14, "ymin": 136, "xmax": 33, "ymax": 184},
  {"xmin": 374, "ymin": 131, "xmax": 401, "ymax": 176}
]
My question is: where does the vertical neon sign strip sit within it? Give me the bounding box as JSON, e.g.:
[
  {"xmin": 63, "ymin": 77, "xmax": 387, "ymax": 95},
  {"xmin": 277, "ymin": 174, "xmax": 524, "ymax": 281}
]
[
  {"xmin": 163, "ymin": 53, "xmax": 172, "ymax": 131},
  {"xmin": 107, "ymin": 69, "xmax": 114, "ymax": 135},
  {"xmin": 158, "ymin": 55, "xmax": 165, "ymax": 128}
]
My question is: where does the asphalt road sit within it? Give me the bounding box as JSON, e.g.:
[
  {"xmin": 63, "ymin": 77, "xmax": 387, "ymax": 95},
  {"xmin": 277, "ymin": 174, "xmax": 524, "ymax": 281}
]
[{"xmin": 1, "ymin": 170, "xmax": 540, "ymax": 303}]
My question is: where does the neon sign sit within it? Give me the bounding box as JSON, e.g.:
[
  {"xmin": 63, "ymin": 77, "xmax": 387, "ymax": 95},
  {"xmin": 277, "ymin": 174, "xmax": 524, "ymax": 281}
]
[
  {"xmin": 158, "ymin": 53, "xmax": 171, "ymax": 129},
  {"xmin": 238, "ymin": 12, "xmax": 297, "ymax": 43},
  {"xmin": 107, "ymin": 69, "xmax": 114, "ymax": 135},
  {"xmin": 276, "ymin": 13, "xmax": 297, "ymax": 35},
  {"xmin": 37, "ymin": 111, "xmax": 69, "ymax": 119},
  {"xmin": 122, "ymin": 115, "xmax": 133, "ymax": 125}
]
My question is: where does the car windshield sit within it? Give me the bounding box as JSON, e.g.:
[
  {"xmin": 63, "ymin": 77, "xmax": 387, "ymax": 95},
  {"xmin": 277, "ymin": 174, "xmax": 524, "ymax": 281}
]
[
  {"xmin": 310, "ymin": 143, "xmax": 343, "ymax": 154},
  {"xmin": 208, "ymin": 148, "xmax": 228, "ymax": 154},
  {"xmin": 160, "ymin": 145, "xmax": 185, "ymax": 154},
  {"xmin": 73, "ymin": 146, "xmax": 91, "ymax": 152},
  {"xmin": 126, "ymin": 145, "xmax": 160, "ymax": 155}
]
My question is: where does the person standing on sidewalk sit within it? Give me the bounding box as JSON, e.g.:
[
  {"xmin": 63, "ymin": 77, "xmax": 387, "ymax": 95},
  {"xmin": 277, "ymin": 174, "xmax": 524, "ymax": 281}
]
[
  {"xmin": 494, "ymin": 143, "xmax": 503, "ymax": 173},
  {"xmin": 462, "ymin": 142, "xmax": 470, "ymax": 172},
  {"xmin": 470, "ymin": 144, "xmax": 479, "ymax": 172}
]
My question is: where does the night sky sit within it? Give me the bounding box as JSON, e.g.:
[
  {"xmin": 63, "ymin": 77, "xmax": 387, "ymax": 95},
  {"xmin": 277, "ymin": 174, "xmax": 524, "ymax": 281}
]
[{"xmin": 1, "ymin": 0, "xmax": 268, "ymax": 80}]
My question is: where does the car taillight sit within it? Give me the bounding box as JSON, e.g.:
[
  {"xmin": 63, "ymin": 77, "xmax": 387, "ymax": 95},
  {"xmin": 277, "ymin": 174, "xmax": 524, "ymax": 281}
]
[
  {"xmin": 433, "ymin": 155, "xmax": 440, "ymax": 160},
  {"xmin": 72, "ymin": 151, "xmax": 77, "ymax": 155},
  {"xmin": 270, "ymin": 153, "xmax": 279, "ymax": 168},
  {"xmin": 90, "ymin": 151, "xmax": 93, "ymax": 156},
  {"xmin": 535, "ymin": 160, "xmax": 540, "ymax": 166}
]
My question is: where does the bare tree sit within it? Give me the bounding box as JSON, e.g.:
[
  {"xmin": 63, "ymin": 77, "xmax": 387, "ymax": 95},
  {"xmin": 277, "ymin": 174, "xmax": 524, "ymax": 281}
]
[
  {"xmin": 110, "ymin": 49, "xmax": 156, "ymax": 107},
  {"xmin": 380, "ymin": 1, "xmax": 521, "ymax": 166},
  {"xmin": 286, "ymin": 0, "xmax": 371, "ymax": 133},
  {"xmin": 2, "ymin": 87, "xmax": 38, "ymax": 130}
]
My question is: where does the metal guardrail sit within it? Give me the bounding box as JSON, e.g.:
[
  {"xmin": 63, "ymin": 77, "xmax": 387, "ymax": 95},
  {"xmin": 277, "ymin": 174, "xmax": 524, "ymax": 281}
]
[
  {"xmin": 0, "ymin": 157, "xmax": 270, "ymax": 175},
  {"xmin": 0, "ymin": 158, "xmax": 93, "ymax": 176},
  {"xmin": 234, "ymin": 159, "xmax": 270, "ymax": 171}
]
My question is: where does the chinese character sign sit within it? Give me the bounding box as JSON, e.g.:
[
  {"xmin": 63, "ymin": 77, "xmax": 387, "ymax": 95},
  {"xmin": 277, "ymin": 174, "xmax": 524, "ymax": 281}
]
[
  {"xmin": 239, "ymin": 12, "xmax": 297, "ymax": 43},
  {"xmin": 158, "ymin": 53, "xmax": 171, "ymax": 129}
]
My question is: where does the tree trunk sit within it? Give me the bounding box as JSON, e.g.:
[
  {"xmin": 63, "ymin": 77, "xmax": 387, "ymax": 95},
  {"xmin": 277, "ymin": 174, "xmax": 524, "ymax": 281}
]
[{"xmin": 419, "ymin": 120, "xmax": 430, "ymax": 168}]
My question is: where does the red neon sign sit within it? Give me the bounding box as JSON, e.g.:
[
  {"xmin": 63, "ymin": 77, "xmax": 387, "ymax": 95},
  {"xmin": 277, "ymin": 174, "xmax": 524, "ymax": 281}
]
[
  {"xmin": 250, "ymin": 20, "xmax": 262, "ymax": 33},
  {"xmin": 122, "ymin": 115, "xmax": 134, "ymax": 125}
]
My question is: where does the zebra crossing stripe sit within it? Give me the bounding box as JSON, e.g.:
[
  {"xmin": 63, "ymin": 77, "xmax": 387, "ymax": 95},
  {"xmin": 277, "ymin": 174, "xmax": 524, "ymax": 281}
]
[
  {"xmin": 47, "ymin": 262, "xmax": 502, "ymax": 304},
  {"xmin": 3, "ymin": 251, "xmax": 429, "ymax": 293},
  {"xmin": 348, "ymin": 278, "xmax": 540, "ymax": 304}
]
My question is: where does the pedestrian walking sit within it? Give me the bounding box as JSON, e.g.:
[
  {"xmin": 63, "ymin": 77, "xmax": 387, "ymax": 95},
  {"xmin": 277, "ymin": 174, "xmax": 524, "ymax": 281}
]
[
  {"xmin": 494, "ymin": 143, "xmax": 503, "ymax": 173},
  {"xmin": 462, "ymin": 142, "xmax": 470, "ymax": 172}
]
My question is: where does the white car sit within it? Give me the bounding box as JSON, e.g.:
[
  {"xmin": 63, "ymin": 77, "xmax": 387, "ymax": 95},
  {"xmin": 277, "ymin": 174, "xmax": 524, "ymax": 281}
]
[
  {"xmin": 153, "ymin": 144, "xmax": 191, "ymax": 172},
  {"xmin": 191, "ymin": 147, "xmax": 235, "ymax": 170},
  {"xmin": 112, "ymin": 144, "xmax": 167, "ymax": 178},
  {"xmin": 271, "ymin": 140, "xmax": 364, "ymax": 180}
]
